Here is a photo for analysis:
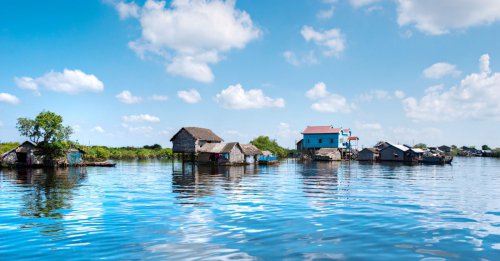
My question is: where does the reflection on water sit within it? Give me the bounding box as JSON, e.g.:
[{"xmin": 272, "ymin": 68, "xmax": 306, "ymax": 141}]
[{"xmin": 1, "ymin": 158, "xmax": 500, "ymax": 260}]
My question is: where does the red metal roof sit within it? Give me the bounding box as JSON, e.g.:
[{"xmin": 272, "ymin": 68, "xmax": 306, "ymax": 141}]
[
  {"xmin": 348, "ymin": 136, "xmax": 359, "ymax": 141},
  {"xmin": 302, "ymin": 126, "xmax": 341, "ymax": 134},
  {"xmin": 343, "ymin": 129, "xmax": 350, "ymax": 133}
]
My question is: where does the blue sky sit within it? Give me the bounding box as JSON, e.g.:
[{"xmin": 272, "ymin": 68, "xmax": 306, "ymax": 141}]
[{"xmin": 1, "ymin": 0, "xmax": 500, "ymax": 149}]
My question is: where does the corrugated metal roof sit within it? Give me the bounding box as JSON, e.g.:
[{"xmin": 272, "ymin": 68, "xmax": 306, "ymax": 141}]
[
  {"xmin": 199, "ymin": 142, "xmax": 239, "ymax": 153},
  {"xmin": 348, "ymin": 136, "xmax": 359, "ymax": 140},
  {"xmin": 386, "ymin": 142, "xmax": 409, "ymax": 152},
  {"xmin": 302, "ymin": 126, "xmax": 341, "ymax": 134}
]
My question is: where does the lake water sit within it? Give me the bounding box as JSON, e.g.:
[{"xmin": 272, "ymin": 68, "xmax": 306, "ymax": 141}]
[{"xmin": 1, "ymin": 157, "xmax": 500, "ymax": 260}]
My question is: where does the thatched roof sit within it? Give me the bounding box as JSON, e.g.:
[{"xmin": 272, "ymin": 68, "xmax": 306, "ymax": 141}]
[
  {"xmin": 261, "ymin": 150, "xmax": 273, "ymax": 156},
  {"xmin": 170, "ymin": 127, "xmax": 223, "ymax": 142},
  {"xmin": 316, "ymin": 148, "xmax": 339, "ymax": 156},
  {"xmin": 360, "ymin": 148, "xmax": 378, "ymax": 153},
  {"xmin": 240, "ymin": 144, "xmax": 262, "ymax": 156},
  {"xmin": 1, "ymin": 141, "xmax": 37, "ymax": 158},
  {"xmin": 199, "ymin": 142, "xmax": 241, "ymax": 154}
]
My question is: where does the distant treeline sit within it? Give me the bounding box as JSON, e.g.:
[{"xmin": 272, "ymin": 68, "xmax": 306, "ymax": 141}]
[{"xmin": 83, "ymin": 145, "xmax": 173, "ymax": 161}]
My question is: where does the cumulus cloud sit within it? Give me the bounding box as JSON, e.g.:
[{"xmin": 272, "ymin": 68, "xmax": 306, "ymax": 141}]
[
  {"xmin": 177, "ymin": 89, "xmax": 201, "ymax": 104},
  {"xmin": 397, "ymin": 0, "xmax": 500, "ymax": 35},
  {"xmin": 14, "ymin": 77, "xmax": 40, "ymax": 95},
  {"xmin": 0, "ymin": 93, "xmax": 20, "ymax": 105},
  {"xmin": 15, "ymin": 69, "xmax": 104, "ymax": 95},
  {"xmin": 90, "ymin": 126, "xmax": 105, "ymax": 133},
  {"xmin": 394, "ymin": 90, "xmax": 406, "ymax": 99},
  {"xmin": 215, "ymin": 84, "xmax": 285, "ymax": 110},
  {"xmin": 117, "ymin": 0, "xmax": 260, "ymax": 83},
  {"xmin": 116, "ymin": 90, "xmax": 142, "ymax": 104},
  {"xmin": 116, "ymin": 1, "xmax": 139, "ymax": 19},
  {"xmin": 150, "ymin": 94, "xmax": 168, "ymax": 101},
  {"xmin": 402, "ymin": 54, "xmax": 500, "ymax": 121},
  {"xmin": 423, "ymin": 62, "xmax": 461, "ymax": 79},
  {"xmin": 301, "ymin": 26, "xmax": 346, "ymax": 57},
  {"xmin": 122, "ymin": 114, "xmax": 160, "ymax": 122},
  {"xmin": 358, "ymin": 89, "xmax": 391, "ymax": 101},
  {"xmin": 350, "ymin": 0, "xmax": 381, "ymax": 8},
  {"xmin": 355, "ymin": 122, "xmax": 382, "ymax": 130},
  {"xmin": 283, "ymin": 50, "xmax": 318, "ymax": 66},
  {"xmin": 306, "ymin": 82, "xmax": 354, "ymax": 113},
  {"xmin": 317, "ymin": 6, "xmax": 335, "ymax": 19}
]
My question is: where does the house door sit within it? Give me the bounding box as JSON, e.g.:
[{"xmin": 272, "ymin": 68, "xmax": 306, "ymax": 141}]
[{"xmin": 16, "ymin": 152, "xmax": 27, "ymax": 163}]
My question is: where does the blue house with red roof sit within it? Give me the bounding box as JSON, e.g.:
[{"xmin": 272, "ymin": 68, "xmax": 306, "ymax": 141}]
[{"xmin": 301, "ymin": 125, "xmax": 358, "ymax": 150}]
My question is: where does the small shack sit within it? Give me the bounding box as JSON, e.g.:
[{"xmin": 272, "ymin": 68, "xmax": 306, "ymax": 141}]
[
  {"xmin": 1, "ymin": 141, "xmax": 43, "ymax": 166},
  {"xmin": 66, "ymin": 148, "xmax": 86, "ymax": 166},
  {"xmin": 358, "ymin": 148, "xmax": 379, "ymax": 161},
  {"xmin": 170, "ymin": 127, "xmax": 223, "ymax": 161},
  {"xmin": 379, "ymin": 143, "xmax": 409, "ymax": 162},
  {"xmin": 240, "ymin": 144, "xmax": 262, "ymax": 164},
  {"xmin": 197, "ymin": 142, "xmax": 245, "ymax": 165},
  {"xmin": 313, "ymin": 148, "xmax": 341, "ymax": 161}
]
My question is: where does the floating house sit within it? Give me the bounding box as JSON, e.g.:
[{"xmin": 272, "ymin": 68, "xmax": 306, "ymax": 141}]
[
  {"xmin": 170, "ymin": 127, "xmax": 223, "ymax": 161},
  {"xmin": 66, "ymin": 148, "xmax": 86, "ymax": 166},
  {"xmin": 240, "ymin": 144, "xmax": 262, "ymax": 164},
  {"xmin": 258, "ymin": 150, "xmax": 278, "ymax": 165},
  {"xmin": 197, "ymin": 142, "xmax": 245, "ymax": 165},
  {"xmin": 1, "ymin": 141, "xmax": 43, "ymax": 167},
  {"xmin": 300, "ymin": 125, "xmax": 358, "ymax": 155},
  {"xmin": 296, "ymin": 139, "xmax": 304, "ymax": 152},
  {"xmin": 438, "ymin": 145, "xmax": 451, "ymax": 153},
  {"xmin": 379, "ymin": 142, "xmax": 409, "ymax": 162},
  {"xmin": 358, "ymin": 148, "xmax": 379, "ymax": 161},
  {"xmin": 379, "ymin": 142, "xmax": 423, "ymax": 162}
]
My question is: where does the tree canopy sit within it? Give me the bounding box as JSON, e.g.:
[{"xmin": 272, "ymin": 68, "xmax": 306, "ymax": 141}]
[
  {"xmin": 16, "ymin": 111, "xmax": 73, "ymax": 159},
  {"xmin": 482, "ymin": 145, "xmax": 491, "ymax": 150},
  {"xmin": 414, "ymin": 143, "xmax": 427, "ymax": 149},
  {"xmin": 250, "ymin": 136, "xmax": 287, "ymax": 158}
]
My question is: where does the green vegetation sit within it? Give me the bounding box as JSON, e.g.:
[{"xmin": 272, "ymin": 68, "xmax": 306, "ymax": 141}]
[
  {"xmin": 482, "ymin": 145, "xmax": 492, "ymax": 150},
  {"xmin": 17, "ymin": 111, "xmax": 73, "ymax": 160},
  {"xmin": 0, "ymin": 142, "xmax": 20, "ymax": 155},
  {"xmin": 83, "ymin": 145, "xmax": 173, "ymax": 161},
  {"xmin": 250, "ymin": 136, "xmax": 289, "ymax": 158},
  {"xmin": 414, "ymin": 143, "xmax": 427, "ymax": 149}
]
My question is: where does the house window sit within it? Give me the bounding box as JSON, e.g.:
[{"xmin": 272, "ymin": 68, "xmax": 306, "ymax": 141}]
[
  {"xmin": 319, "ymin": 139, "xmax": 322, "ymax": 144},
  {"xmin": 307, "ymin": 139, "xmax": 310, "ymax": 143},
  {"xmin": 330, "ymin": 139, "xmax": 334, "ymax": 143}
]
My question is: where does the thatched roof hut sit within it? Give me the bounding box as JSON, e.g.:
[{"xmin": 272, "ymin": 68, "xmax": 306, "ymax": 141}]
[{"xmin": 170, "ymin": 127, "xmax": 223, "ymax": 153}]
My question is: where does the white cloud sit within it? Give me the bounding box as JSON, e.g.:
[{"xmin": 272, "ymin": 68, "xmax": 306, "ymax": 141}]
[
  {"xmin": 358, "ymin": 89, "xmax": 391, "ymax": 101},
  {"xmin": 15, "ymin": 69, "xmax": 104, "ymax": 95},
  {"xmin": 423, "ymin": 62, "xmax": 461, "ymax": 79},
  {"xmin": 355, "ymin": 122, "xmax": 382, "ymax": 130},
  {"xmin": 277, "ymin": 122, "xmax": 301, "ymax": 148},
  {"xmin": 14, "ymin": 77, "xmax": 40, "ymax": 95},
  {"xmin": 116, "ymin": 1, "xmax": 139, "ymax": 19},
  {"xmin": 306, "ymin": 82, "xmax": 354, "ymax": 113},
  {"xmin": 402, "ymin": 54, "xmax": 500, "ymax": 121},
  {"xmin": 90, "ymin": 126, "xmax": 105, "ymax": 133},
  {"xmin": 394, "ymin": 90, "xmax": 406, "ymax": 99},
  {"xmin": 150, "ymin": 94, "xmax": 168, "ymax": 101},
  {"xmin": 350, "ymin": 0, "xmax": 381, "ymax": 8},
  {"xmin": 397, "ymin": 0, "xmax": 500, "ymax": 35},
  {"xmin": 122, "ymin": 114, "xmax": 160, "ymax": 122},
  {"xmin": 120, "ymin": 0, "xmax": 260, "ymax": 83},
  {"xmin": 0, "ymin": 93, "xmax": 20, "ymax": 105},
  {"xmin": 301, "ymin": 25, "xmax": 346, "ymax": 57},
  {"xmin": 215, "ymin": 84, "xmax": 285, "ymax": 110},
  {"xmin": 126, "ymin": 125, "xmax": 154, "ymax": 134},
  {"xmin": 0, "ymin": 120, "xmax": 3, "ymax": 127},
  {"xmin": 177, "ymin": 89, "xmax": 201, "ymax": 104},
  {"xmin": 283, "ymin": 50, "xmax": 317, "ymax": 66},
  {"xmin": 116, "ymin": 90, "xmax": 142, "ymax": 104},
  {"xmin": 317, "ymin": 6, "xmax": 335, "ymax": 19}
]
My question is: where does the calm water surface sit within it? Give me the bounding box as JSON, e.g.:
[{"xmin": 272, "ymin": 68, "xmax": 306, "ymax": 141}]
[{"xmin": 1, "ymin": 157, "xmax": 500, "ymax": 260}]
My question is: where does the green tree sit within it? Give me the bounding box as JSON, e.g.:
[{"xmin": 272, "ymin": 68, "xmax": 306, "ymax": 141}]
[
  {"xmin": 414, "ymin": 143, "xmax": 427, "ymax": 149},
  {"xmin": 16, "ymin": 111, "xmax": 73, "ymax": 159},
  {"xmin": 250, "ymin": 136, "xmax": 287, "ymax": 158},
  {"xmin": 482, "ymin": 145, "xmax": 491, "ymax": 150}
]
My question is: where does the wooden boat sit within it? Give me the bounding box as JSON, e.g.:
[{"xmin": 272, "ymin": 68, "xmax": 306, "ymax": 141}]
[
  {"xmin": 86, "ymin": 161, "xmax": 117, "ymax": 167},
  {"xmin": 258, "ymin": 155, "xmax": 279, "ymax": 165},
  {"xmin": 422, "ymin": 154, "xmax": 453, "ymax": 164}
]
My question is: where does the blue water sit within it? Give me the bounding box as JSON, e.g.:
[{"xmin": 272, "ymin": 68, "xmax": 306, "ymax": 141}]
[{"xmin": 1, "ymin": 157, "xmax": 500, "ymax": 260}]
